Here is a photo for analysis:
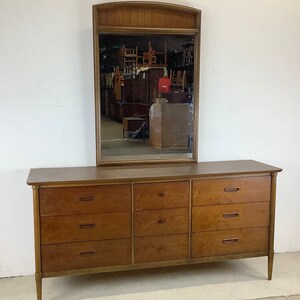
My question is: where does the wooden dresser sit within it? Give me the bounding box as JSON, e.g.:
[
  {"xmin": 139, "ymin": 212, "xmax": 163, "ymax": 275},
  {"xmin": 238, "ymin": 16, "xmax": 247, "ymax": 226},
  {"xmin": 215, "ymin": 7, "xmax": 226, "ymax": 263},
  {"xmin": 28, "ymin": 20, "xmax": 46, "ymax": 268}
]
[{"xmin": 27, "ymin": 160, "xmax": 282, "ymax": 300}]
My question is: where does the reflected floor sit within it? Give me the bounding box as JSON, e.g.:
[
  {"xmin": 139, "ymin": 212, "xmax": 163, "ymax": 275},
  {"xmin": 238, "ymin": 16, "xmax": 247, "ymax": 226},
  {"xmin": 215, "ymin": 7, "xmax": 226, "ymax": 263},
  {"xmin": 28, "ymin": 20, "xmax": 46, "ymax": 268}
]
[
  {"xmin": 102, "ymin": 139, "xmax": 188, "ymax": 157},
  {"xmin": 101, "ymin": 117, "xmax": 191, "ymax": 158}
]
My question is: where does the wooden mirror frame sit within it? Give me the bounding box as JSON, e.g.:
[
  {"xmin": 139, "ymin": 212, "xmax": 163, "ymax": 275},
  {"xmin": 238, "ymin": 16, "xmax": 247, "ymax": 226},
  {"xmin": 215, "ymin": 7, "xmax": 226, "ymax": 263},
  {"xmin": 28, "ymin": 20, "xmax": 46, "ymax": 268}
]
[{"xmin": 93, "ymin": 1, "xmax": 201, "ymax": 166}]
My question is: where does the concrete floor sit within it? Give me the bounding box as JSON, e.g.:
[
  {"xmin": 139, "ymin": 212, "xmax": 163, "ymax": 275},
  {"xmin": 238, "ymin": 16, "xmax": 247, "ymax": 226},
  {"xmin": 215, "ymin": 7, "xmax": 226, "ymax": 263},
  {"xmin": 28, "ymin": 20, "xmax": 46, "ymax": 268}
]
[
  {"xmin": 100, "ymin": 117, "xmax": 191, "ymax": 158},
  {"xmin": 1, "ymin": 252, "xmax": 300, "ymax": 300}
]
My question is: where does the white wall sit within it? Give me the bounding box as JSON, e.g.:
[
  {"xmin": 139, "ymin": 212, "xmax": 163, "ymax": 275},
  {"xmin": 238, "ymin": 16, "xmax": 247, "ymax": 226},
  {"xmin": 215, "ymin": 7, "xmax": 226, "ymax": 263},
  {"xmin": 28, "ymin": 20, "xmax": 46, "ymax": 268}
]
[{"xmin": 0, "ymin": 0, "xmax": 299, "ymax": 277}]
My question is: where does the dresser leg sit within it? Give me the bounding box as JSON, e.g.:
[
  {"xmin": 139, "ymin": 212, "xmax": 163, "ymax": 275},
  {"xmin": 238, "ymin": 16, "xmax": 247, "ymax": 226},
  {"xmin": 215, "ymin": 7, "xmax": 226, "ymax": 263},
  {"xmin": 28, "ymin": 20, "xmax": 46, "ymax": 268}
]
[
  {"xmin": 35, "ymin": 273, "xmax": 42, "ymax": 300},
  {"xmin": 268, "ymin": 251, "xmax": 274, "ymax": 280}
]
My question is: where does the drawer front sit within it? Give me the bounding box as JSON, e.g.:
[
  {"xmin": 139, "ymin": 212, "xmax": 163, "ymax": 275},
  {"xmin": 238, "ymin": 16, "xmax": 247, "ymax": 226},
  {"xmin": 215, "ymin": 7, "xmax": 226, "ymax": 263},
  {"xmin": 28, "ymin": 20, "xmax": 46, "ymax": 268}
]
[
  {"xmin": 135, "ymin": 208, "xmax": 189, "ymax": 237},
  {"xmin": 134, "ymin": 181, "xmax": 189, "ymax": 210},
  {"xmin": 135, "ymin": 234, "xmax": 188, "ymax": 264},
  {"xmin": 42, "ymin": 239, "xmax": 132, "ymax": 272},
  {"xmin": 41, "ymin": 212, "xmax": 131, "ymax": 244},
  {"xmin": 193, "ymin": 176, "xmax": 271, "ymax": 206},
  {"xmin": 40, "ymin": 185, "xmax": 131, "ymax": 216},
  {"xmin": 192, "ymin": 227, "xmax": 269, "ymax": 258},
  {"xmin": 192, "ymin": 202, "xmax": 269, "ymax": 232}
]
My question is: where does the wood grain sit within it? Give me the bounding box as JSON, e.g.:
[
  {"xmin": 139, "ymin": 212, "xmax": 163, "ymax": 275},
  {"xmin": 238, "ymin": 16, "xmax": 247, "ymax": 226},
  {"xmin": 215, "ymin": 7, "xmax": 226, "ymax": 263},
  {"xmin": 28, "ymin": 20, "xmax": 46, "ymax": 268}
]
[
  {"xmin": 42, "ymin": 251, "xmax": 269, "ymax": 278},
  {"xmin": 42, "ymin": 239, "xmax": 132, "ymax": 272},
  {"xmin": 192, "ymin": 227, "xmax": 269, "ymax": 258},
  {"xmin": 135, "ymin": 208, "xmax": 189, "ymax": 237},
  {"xmin": 192, "ymin": 202, "xmax": 270, "ymax": 232},
  {"xmin": 28, "ymin": 159, "xmax": 282, "ymax": 300},
  {"xmin": 134, "ymin": 181, "xmax": 189, "ymax": 210},
  {"xmin": 39, "ymin": 185, "xmax": 131, "ymax": 216},
  {"xmin": 41, "ymin": 212, "xmax": 131, "ymax": 244},
  {"xmin": 193, "ymin": 176, "xmax": 271, "ymax": 206},
  {"xmin": 93, "ymin": 2, "xmax": 201, "ymax": 166},
  {"xmin": 268, "ymin": 173, "xmax": 278, "ymax": 280},
  {"xmin": 33, "ymin": 186, "xmax": 42, "ymax": 300},
  {"xmin": 94, "ymin": 3, "xmax": 199, "ymax": 29},
  {"xmin": 27, "ymin": 161, "xmax": 282, "ymax": 186},
  {"xmin": 135, "ymin": 234, "xmax": 188, "ymax": 263}
]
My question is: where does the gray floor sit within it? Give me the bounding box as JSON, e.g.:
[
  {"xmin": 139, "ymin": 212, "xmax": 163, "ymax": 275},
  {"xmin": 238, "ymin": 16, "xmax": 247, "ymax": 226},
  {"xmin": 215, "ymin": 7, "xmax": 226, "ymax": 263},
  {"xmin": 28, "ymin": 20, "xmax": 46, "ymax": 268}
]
[
  {"xmin": 101, "ymin": 117, "xmax": 191, "ymax": 158},
  {"xmin": 1, "ymin": 252, "xmax": 300, "ymax": 300},
  {"xmin": 101, "ymin": 117, "xmax": 124, "ymax": 141}
]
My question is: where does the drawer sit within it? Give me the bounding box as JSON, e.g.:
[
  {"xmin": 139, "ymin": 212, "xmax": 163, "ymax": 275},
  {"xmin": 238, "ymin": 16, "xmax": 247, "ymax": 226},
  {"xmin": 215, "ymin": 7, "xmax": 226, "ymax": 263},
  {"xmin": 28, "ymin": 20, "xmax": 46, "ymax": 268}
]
[
  {"xmin": 40, "ymin": 184, "xmax": 131, "ymax": 216},
  {"xmin": 192, "ymin": 202, "xmax": 269, "ymax": 232},
  {"xmin": 135, "ymin": 234, "xmax": 188, "ymax": 264},
  {"xmin": 192, "ymin": 227, "xmax": 269, "ymax": 258},
  {"xmin": 134, "ymin": 181, "xmax": 189, "ymax": 210},
  {"xmin": 135, "ymin": 208, "xmax": 189, "ymax": 237},
  {"xmin": 41, "ymin": 212, "xmax": 131, "ymax": 244},
  {"xmin": 193, "ymin": 176, "xmax": 271, "ymax": 206},
  {"xmin": 42, "ymin": 238, "xmax": 132, "ymax": 272}
]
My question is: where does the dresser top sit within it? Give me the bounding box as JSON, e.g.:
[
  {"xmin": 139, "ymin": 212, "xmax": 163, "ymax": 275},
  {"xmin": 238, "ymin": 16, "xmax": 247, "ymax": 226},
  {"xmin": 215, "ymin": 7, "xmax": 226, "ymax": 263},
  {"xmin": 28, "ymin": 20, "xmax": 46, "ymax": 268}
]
[{"xmin": 27, "ymin": 160, "xmax": 282, "ymax": 186}]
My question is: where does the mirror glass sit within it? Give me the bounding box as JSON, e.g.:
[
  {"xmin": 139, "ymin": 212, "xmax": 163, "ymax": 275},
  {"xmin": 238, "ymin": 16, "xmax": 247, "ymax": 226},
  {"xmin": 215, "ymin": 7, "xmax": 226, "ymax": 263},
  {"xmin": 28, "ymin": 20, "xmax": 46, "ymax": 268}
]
[{"xmin": 99, "ymin": 33, "xmax": 195, "ymax": 162}]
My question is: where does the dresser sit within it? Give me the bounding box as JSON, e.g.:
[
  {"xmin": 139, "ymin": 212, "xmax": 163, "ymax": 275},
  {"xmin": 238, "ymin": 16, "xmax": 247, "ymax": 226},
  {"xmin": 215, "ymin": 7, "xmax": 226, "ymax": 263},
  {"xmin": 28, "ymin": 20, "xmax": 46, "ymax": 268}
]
[{"xmin": 27, "ymin": 160, "xmax": 281, "ymax": 300}]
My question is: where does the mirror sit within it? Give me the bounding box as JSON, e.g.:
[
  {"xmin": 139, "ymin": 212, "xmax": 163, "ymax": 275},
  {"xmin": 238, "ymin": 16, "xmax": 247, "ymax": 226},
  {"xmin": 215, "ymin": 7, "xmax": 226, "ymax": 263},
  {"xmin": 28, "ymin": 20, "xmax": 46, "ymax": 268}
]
[
  {"xmin": 93, "ymin": 2, "xmax": 201, "ymax": 165},
  {"xmin": 100, "ymin": 34, "xmax": 195, "ymax": 161}
]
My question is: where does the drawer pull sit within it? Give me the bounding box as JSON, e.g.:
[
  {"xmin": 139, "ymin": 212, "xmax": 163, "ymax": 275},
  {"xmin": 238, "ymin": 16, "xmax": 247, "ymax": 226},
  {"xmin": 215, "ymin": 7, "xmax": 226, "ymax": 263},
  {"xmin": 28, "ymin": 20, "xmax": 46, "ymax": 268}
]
[
  {"xmin": 79, "ymin": 195, "xmax": 96, "ymax": 201},
  {"xmin": 157, "ymin": 217, "xmax": 166, "ymax": 224},
  {"xmin": 158, "ymin": 192, "xmax": 165, "ymax": 197},
  {"xmin": 79, "ymin": 224, "xmax": 96, "ymax": 229},
  {"xmin": 79, "ymin": 251, "xmax": 96, "ymax": 257},
  {"xmin": 223, "ymin": 212, "xmax": 240, "ymax": 219},
  {"xmin": 224, "ymin": 187, "xmax": 240, "ymax": 193},
  {"xmin": 157, "ymin": 245, "xmax": 164, "ymax": 251},
  {"xmin": 223, "ymin": 238, "xmax": 239, "ymax": 244}
]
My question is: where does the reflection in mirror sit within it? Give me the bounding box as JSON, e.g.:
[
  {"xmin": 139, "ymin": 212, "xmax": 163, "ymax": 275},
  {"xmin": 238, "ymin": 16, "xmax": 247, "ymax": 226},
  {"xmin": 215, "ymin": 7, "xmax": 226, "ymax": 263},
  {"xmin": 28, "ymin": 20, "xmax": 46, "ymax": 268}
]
[{"xmin": 99, "ymin": 33, "xmax": 195, "ymax": 161}]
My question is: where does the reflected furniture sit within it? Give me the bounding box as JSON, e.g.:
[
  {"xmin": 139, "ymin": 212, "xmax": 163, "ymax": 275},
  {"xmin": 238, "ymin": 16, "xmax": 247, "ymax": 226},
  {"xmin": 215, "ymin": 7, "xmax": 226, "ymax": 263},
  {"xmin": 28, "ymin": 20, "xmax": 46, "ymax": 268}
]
[
  {"xmin": 123, "ymin": 68, "xmax": 164, "ymax": 105},
  {"xmin": 123, "ymin": 117, "xmax": 146, "ymax": 141},
  {"xmin": 27, "ymin": 160, "xmax": 282, "ymax": 300},
  {"xmin": 150, "ymin": 103, "xmax": 191, "ymax": 149},
  {"xmin": 170, "ymin": 69, "xmax": 186, "ymax": 91}
]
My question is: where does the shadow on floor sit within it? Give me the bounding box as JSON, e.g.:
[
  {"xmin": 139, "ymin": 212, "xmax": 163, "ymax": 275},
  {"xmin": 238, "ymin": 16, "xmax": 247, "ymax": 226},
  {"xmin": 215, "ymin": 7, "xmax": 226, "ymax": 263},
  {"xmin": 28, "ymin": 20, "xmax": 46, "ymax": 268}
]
[{"xmin": 45, "ymin": 258, "xmax": 268, "ymax": 300}]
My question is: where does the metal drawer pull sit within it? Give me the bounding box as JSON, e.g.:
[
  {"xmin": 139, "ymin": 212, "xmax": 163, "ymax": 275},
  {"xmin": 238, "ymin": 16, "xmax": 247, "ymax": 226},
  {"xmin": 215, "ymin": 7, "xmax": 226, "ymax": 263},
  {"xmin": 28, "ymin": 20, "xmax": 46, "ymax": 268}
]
[
  {"xmin": 157, "ymin": 218, "xmax": 166, "ymax": 224},
  {"xmin": 223, "ymin": 238, "xmax": 239, "ymax": 244},
  {"xmin": 223, "ymin": 212, "xmax": 240, "ymax": 218},
  {"xmin": 80, "ymin": 251, "xmax": 96, "ymax": 257},
  {"xmin": 158, "ymin": 192, "xmax": 165, "ymax": 197},
  {"xmin": 224, "ymin": 187, "xmax": 240, "ymax": 193},
  {"xmin": 79, "ymin": 195, "xmax": 96, "ymax": 201},
  {"xmin": 79, "ymin": 224, "xmax": 96, "ymax": 229}
]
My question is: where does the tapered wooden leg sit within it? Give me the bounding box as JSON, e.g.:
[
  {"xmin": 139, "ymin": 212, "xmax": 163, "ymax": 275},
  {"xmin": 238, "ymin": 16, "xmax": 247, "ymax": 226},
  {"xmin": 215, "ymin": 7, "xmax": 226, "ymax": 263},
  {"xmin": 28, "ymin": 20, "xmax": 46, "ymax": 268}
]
[
  {"xmin": 268, "ymin": 173, "xmax": 277, "ymax": 281},
  {"xmin": 35, "ymin": 273, "xmax": 42, "ymax": 300},
  {"xmin": 33, "ymin": 186, "xmax": 42, "ymax": 299},
  {"xmin": 268, "ymin": 251, "xmax": 274, "ymax": 280}
]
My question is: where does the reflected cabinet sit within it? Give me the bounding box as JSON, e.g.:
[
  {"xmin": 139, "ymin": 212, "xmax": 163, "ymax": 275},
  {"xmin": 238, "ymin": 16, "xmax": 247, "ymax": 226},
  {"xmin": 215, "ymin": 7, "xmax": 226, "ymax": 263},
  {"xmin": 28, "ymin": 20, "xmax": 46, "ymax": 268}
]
[{"xmin": 93, "ymin": 2, "xmax": 201, "ymax": 164}]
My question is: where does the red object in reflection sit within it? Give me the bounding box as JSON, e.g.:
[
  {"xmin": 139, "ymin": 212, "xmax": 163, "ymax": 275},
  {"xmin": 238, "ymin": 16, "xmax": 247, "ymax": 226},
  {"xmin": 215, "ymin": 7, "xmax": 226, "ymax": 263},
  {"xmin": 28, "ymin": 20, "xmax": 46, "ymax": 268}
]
[{"xmin": 158, "ymin": 77, "xmax": 171, "ymax": 93}]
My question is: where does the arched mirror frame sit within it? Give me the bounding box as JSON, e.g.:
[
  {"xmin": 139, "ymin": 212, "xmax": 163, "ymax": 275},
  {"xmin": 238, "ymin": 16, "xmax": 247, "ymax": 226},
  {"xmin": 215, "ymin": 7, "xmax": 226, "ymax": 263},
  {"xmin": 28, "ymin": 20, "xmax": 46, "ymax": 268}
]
[{"xmin": 93, "ymin": 2, "xmax": 201, "ymax": 166}]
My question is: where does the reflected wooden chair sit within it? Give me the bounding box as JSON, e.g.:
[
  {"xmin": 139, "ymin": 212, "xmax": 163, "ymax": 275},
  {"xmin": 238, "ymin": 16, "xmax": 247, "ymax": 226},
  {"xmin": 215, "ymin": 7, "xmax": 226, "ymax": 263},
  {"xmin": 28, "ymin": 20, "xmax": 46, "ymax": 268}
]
[
  {"xmin": 119, "ymin": 44, "xmax": 138, "ymax": 70},
  {"xmin": 143, "ymin": 41, "xmax": 157, "ymax": 66},
  {"xmin": 169, "ymin": 69, "xmax": 186, "ymax": 91}
]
